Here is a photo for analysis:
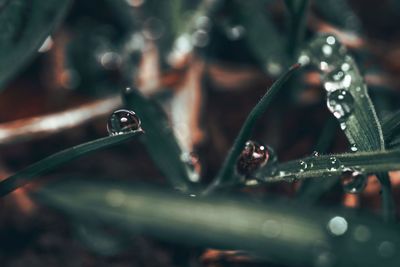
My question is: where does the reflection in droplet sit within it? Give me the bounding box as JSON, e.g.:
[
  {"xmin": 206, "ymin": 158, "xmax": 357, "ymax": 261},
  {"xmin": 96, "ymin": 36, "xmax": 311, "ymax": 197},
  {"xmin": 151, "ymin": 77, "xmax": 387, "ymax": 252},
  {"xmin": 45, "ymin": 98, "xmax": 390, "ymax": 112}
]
[
  {"xmin": 261, "ymin": 220, "xmax": 281, "ymax": 238},
  {"xmin": 326, "ymin": 89, "xmax": 354, "ymax": 121},
  {"xmin": 327, "ymin": 216, "xmax": 348, "ymax": 236},
  {"xmin": 236, "ymin": 141, "xmax": 269, "ymax": 177},
  {"xmin": 353, "ymin": 225, "xmax": 371, "ymax": 242},
  {"xmin": 341, "ymin": 168, "xmax": 367, "ymax": 194},
  {"xmin": 99, "ymin": 51, "xmax": 122, "ymax": 70},
  {"xmin": 323, "ymin": 69, "xmax": 352, "ymax": 92},
  {"xmin": 107, "ymin": 109, "xmax": 141, "ymax": 136},
  {"xmin": 378, "ymin": 241, "xmax": 396, "ymax": 258}
]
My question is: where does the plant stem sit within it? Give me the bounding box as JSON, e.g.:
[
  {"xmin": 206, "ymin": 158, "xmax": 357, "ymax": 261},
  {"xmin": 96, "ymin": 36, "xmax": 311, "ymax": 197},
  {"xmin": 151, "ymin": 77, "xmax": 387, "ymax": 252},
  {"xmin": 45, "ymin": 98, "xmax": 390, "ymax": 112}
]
[{"xmin": 203, "ymin": 64, "xmax": 301, "ymax": 194}]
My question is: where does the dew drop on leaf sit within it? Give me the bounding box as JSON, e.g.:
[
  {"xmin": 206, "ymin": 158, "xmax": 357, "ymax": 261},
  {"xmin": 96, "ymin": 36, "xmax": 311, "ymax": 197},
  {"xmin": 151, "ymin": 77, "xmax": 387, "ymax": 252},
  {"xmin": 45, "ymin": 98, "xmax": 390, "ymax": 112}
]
[
  {"xmin": 323, "ymin": 68, "xmax": 352, "ymax": 92},
  {"xmin": 328, "ymin": 156, "xmax": 341, "ymax": 171},
  {"xmin": 107, "ymin": 109, "xmax": 142, "ymax": 136},
  {"xmin": 326, "ymin": 89, "xmax": 354, "ymax": 121},
  {"xmin": 312, "ymin": 151, "xmax": 320, "ymax": 157},
  {"xmin": 299, "ymin": 160, "xmax": 308, "ymax": 172},
  {"xmin": 350, "ymin": 144, "xmax": 358, "ymax": 152},
  {"xmin": 340, "ymin": 168, "xmax": 367, "ymax": 194},
  {"xmin": 236, "ymin": 140, "xmax": 269, "ymax": 176}
]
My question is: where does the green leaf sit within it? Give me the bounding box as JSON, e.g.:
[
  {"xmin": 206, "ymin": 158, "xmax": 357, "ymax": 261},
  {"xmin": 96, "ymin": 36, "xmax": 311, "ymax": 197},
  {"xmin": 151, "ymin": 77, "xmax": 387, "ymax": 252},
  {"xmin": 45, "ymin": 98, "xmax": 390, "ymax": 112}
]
[
  {"xmin": 233, "ymin": 0, "xmax": 288, "ymax": 73},
  {"xmin": 0, "ymin": 131, "xmax": 143, "ymax": 197},
  {"xmin": 36, "ymin": 180, "xmax": 400, "ymax": 267},
  {"xmin": 123, "ymin": 88, "xmax": 193, "ymax": 192},
  {"xmin": 204, "ymin": 64, "xmax": 301, "ymax": 194},
  {"xmin": 382, "ymin": 110, "xmax": 400, "ymax": 149},
  {"xmin": 0, "ymin": 0, "xmax": 71, "ymax": 90},
  {"xmin": 255, "ymin": 149, "xmax": 400, "ymax": 183},
  {"xmin": 298, "ymin": 34, "xmax": 393, "ymax": 220}
]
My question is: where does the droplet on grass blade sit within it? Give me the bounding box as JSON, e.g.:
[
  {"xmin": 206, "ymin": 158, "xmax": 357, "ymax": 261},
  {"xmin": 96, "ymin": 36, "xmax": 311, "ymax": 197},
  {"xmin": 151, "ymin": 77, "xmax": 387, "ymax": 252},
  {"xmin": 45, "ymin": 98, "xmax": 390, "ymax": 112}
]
[
  {"xmin": 107, "ymin": 109, "xmax": 142, "ymax": 136},
  {"xmin": 326, "ymin": 89, "xmax": 354, "ymax": 121},
  {"xmin": 341, "ymin": 168, "xmax": 367, "ymax": 194},
  {"xmin": 236, "ymin": 141, "xmax": 269, "ymax": 177}
]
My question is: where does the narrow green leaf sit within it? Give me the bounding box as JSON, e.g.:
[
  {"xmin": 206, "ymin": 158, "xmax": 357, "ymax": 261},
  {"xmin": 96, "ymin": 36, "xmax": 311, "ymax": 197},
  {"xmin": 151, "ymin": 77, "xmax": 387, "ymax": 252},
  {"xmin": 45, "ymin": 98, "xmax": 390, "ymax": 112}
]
[
  {"xmin": 382, "ymin": 110, "xmax": 400, "ymax": 149},
  {"xmin": 0, "ymin": 0, "xmax": 72, "ymax": 90},
  {"xmin": 0, "ymin": 131, "xmax": 143, "ymax": 197},
  {"xmin": 36, "ymin": 180, "xmax": 400, "ymax": 267},
  {"xmin": 255, "ymin": 149, "xmax": 400, "ymax": 182},
  {"xmin": 204, "ymin": 64, "xmax": 301, "ymax": 194},
  {"xmin": 123, "ymin": 88, "xmax": 193, "ymax": 192}
]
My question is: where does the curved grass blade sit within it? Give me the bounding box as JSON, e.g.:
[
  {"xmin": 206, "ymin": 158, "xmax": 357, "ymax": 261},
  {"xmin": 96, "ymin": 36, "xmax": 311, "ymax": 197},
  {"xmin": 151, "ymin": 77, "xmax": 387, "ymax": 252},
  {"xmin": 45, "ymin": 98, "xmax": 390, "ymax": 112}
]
[
  {"xmin": 0, "ymin": 131, "xmax": 143, "ymax": 197},
  {"xmin": 204, "ymin": 63, "xmax": 301, "ymax": 194},
  {"xmin": 123, "ymin": 88, "xmax": 193, "ymax": 192},
  {"xmin": 0, "ymin": 0, "xmax": 72, "ymax": 90},
  {"xmin": 36, "ymin": 180, "xmax": 400, "ymax": 267},
  {"xmin": 255, "ymin": 149, "xmax": 400, "ymax": 183},
  {"xmin": 300, "ymin": 34, "xmax": 394, "ymax": 221}
]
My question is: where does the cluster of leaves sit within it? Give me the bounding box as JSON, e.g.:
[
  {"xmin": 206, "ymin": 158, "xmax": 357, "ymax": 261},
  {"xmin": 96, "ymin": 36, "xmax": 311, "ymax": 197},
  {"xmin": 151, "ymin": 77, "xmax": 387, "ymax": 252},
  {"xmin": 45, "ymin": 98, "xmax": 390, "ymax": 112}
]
[{"xmin": 1, "ymin": 0, "xmax": 400, "ymax": 266}]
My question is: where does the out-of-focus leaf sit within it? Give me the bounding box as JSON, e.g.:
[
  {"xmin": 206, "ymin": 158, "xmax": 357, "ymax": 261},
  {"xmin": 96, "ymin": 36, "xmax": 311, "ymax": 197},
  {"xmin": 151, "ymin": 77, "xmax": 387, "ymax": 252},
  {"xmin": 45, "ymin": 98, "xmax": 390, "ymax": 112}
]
[
  {"xmin": 123, "ymin": 88, "xmax": 193, "ymax": 192},
  {"xmin": 0, "ymin": 0, "xmax": 71, "ymax": 90},
  {"xmin": 284, "ymin": 0, "xmax": 309, "ymax": 58},
  {"xmin": 233, "ymin": 0, "xmax": 288, "ymax": 74},
  {"xmin": 0, "ymin": 131, "xmax": 143, "ymax": 197},
  {"xmin": 36, "ymin": 180, "xmax": 400, "ymax": 267},
  {"xmin": 313, "ymin": 0, "xmax": 362, "ymax": 33},
  {"xmin": 255, "ymin": 149, "xmax": 400, "ymax": 183},
  {"xmin": 204, "ymin": 64, "xmax": 301, "ymax": 194}
]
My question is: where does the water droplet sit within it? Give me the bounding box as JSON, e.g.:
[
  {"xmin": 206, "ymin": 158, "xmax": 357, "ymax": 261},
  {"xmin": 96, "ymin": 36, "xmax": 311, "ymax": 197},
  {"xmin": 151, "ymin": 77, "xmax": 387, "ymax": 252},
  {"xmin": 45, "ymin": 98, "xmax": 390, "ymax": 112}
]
[
  {"xmin": 328, "ymin": 156, "xmax": 341, "ymax": 171},
  {"xmin": 341, "ymin": 168, "xmax": 366, "ymax": 194},
  {"xmin": 353, "ymin": 225, "xmax": 371, "ymax": 242},
  {"xmin": 378, "ymin": 241, "xmax": 396, "ymax": 258},
  {"xmin": 226, "ymin": 25, "xmax": 245, "ymax": 40},
  {"xmin": 323, "ymin": 68, "xmax": 352, "ymax": 92},
  {"xmin": 181, "ymin": 152, "xmax": 201, "ymax": 182},
  {"xmin": 312, "ymin": 151, "xmax": 320, "ymax": 157},
  {"xmin": 308, "ymin": 34, "xmax": 347, "ymax": 72},
  {"xmin": 236, "ymin": 141, "xmax": 269, "ymax": 176},
  {"xmin": 38, "ymin": 36, "xmax": 53, "ymax": 53},
  {"xmin": 107, "ymin": 109, "xmax": 141, "ymax": 136},
  {"xmin": 298, "ymin": 52, "xmax": 311, "ymax": 65},
  {"xmin": 326, "ymin": 89, "xmax": 354, "ymax": 121},
  {"xmin": 327, "ymin": 216, "xmax": 348, "ymax": 236},
  {"xmin": 299, "ymin": 160, "xmax": 308, "ymax": 172},
  {"xmin": 350, "ymin": 144, "xmax": 358, "ymax": 152},
  {"xmin": 340, "ymin": 122, "xmax": 347, "ymax": 130}
]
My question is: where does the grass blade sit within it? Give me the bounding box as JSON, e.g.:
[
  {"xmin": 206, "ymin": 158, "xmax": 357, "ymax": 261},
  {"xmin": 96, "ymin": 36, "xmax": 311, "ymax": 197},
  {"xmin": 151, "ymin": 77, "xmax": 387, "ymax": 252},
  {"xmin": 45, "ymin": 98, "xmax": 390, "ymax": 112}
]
[
  {"xmin": 0, "ymin": 131, "xmax": 143, "ymax": 197},
  {"xmin": 123, "ymin": 88, "xmax": 193, "ymax": 192},
  {"xmin": 382, "ymin": 110, "xmax": 400, "ymax": 149},
  {"xmin": 255, "ymin": 149, "xmax": 400, "ymax": 183},
  {"xmin": 0, "ymin": 0, "xmax": 72, "ymax": 90},
  {"xmin": 36, "ymin": 180, "xmax": 400, "ymax": 267},
  {"xmin": 204, "ymin": 63, "xmax": 301, "ymax": 194}
]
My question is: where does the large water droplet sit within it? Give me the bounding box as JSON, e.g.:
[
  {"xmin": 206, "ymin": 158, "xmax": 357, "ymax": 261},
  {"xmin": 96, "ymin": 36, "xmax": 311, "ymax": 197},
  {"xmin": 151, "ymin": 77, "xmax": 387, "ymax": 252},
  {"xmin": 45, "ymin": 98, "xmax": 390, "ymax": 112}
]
[
  {"xmin": 326, "ymin": 89, "xmax": 354, "ymax": 121},
  {"xmin": 308, "ymin": 34, "xmax": 347, "ymax": 72},
  {"xmin": 299, "ymin": 160, "xmax": 308, "ymax": 172},
  {"xmin": 323, "ymin": 68, "xmax": 352, "ymax": 92},
  {"xmin": 107, "ymin": 109, "xmax": 141, "ymax": 136},
  {"xmin": 328, "ymin": 156, "xmax": 341, "ymax": 171},
  {"xmin": 236, "ymin": 141, "xmax": 269, "ymax": 176},
  {"xmin": 341, "ymin": 168, "xmax": 367, "ymax": 194},
  {"xmin": 327, "ymin": 216, "xmax": 348, "ymax": 236}
]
